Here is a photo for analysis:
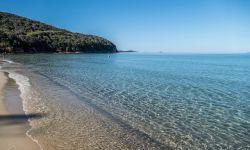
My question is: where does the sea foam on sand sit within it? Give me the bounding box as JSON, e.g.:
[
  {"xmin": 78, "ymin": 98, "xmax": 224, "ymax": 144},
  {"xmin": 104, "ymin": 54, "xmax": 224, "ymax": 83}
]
[
  {"xmin": 0, "ymin": 58, "xmax": 43, "ymax": 150},
  {"xmin": 7, "ymin": 71, "xmax": 43, "ymax": 150}
]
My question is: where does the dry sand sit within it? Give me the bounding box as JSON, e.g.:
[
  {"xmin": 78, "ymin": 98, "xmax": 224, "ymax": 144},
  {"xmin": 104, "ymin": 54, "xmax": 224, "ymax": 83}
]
[{"xmin": 0, "ymin": 71, "xmax": 40, "ymax": 150}]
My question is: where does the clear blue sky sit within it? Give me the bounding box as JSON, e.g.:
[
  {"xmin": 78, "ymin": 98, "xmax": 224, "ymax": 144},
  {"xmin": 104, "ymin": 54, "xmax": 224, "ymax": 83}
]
[{"xmin": 1, "ymin": 0, "xmax": 250, "ymax": 53}]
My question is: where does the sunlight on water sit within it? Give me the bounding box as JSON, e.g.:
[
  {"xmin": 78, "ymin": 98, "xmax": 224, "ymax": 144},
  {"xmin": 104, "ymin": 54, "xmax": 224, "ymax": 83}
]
[{"xmin": 7, "ymin": 53, "xmax": 250, "ymax": 149}]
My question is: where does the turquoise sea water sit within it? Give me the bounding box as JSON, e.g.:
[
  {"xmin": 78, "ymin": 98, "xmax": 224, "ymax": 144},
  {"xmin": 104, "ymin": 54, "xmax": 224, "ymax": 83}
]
[{"xmin": 6, "ymin": 53, "xmax": 250, "ymax": 149}]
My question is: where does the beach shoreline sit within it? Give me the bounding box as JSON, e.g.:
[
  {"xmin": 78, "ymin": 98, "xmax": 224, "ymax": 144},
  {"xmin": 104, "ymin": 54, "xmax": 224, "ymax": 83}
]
[
  {"xmin": 0, "ymin": 70, "xmax": 40, "ymax": 150},
  {"xmin": 1, "ymin": 53, "xmax": 249, "ymax": 149},
  {"xmin": 0, "ymin": 59, "xmax": 170, "ymax": 150}
]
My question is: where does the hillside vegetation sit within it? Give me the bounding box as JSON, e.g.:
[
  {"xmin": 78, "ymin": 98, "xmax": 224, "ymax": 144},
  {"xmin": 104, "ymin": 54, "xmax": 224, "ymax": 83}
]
[{"xmin": 0, "ymin": 12, "xmax": 117, "ymax": 53}]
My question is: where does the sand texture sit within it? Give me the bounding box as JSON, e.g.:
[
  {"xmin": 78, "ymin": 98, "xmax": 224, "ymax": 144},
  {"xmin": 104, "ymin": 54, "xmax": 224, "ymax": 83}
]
[{"xmin": 0, "ymin": 71, "xmax": 40, "ymax": 150}]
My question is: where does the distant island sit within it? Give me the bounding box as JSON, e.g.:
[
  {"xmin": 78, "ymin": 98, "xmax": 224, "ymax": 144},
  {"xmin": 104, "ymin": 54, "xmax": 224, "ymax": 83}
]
[
  {"xmin": 0, "ymin": 12, "xmax": 117, "ymax": 53},
  {"xmin": 118, "ymin": 50, "xmax": 136, "ymax": 53}
]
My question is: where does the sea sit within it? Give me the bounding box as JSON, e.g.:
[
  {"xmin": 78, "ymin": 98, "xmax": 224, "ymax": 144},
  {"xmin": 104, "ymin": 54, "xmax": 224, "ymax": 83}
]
[{"xmin": 1, "ymin": 53, "xmax": 250, "ymax": 149}]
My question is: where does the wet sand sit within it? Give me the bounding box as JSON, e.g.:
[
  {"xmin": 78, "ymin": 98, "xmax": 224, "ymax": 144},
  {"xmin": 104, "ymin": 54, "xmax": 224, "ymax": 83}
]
[
  {"xmin": 0, "ymin": 59, "xmax": 170, "ymax": 149},
  {"xmin": 0, "ymin": 71, "xmax": 40, "ymax": 150}
]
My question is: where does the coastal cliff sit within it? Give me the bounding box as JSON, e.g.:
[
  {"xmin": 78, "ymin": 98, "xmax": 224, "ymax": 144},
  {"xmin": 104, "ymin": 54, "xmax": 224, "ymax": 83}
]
[{"xmin": 0, "ymin": 12, "xmax": 117, "ymax": 53}]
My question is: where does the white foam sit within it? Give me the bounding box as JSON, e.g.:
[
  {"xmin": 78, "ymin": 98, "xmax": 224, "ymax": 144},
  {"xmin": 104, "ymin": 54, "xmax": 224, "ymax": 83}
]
[
  {"xmin": 8, "ymin": 71, "xmax": 43, "ymax": 150},
  {"xmin": 3, "ymin": 59, "xmax": 14, "ymax": 64},
  {"xmin": 0, "ymin": 59, "xmax": 15, "ymax": 71}
]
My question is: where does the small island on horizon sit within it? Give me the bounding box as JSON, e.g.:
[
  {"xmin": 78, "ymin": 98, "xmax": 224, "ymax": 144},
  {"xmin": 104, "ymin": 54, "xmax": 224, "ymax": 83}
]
[
  {"xmin": 0, "ymin": 12, "xmax": 117, "ymax": 54},
  {"xmin": 118, "ymin": 50, "xmax": 137, "ymax": 53}
]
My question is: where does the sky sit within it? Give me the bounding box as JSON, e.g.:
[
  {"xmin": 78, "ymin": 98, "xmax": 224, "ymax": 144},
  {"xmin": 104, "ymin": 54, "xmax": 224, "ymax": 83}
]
[{"xmin": 0, "ymin": 0, "xmax": 250, "ymax": 53}]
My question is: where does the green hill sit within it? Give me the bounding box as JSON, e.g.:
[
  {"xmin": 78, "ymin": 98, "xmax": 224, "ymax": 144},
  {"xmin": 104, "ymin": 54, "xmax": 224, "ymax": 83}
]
[{"xmin": 0, "ymin": 12, "xmax": 117, "ymax": 53}]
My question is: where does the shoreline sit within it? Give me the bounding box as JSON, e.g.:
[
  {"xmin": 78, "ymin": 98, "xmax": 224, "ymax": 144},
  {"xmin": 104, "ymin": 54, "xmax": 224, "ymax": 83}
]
[
  {"xmin": 0, "ymin": 54, "xmax": 249, "ymax": 149},
  {"xmin": 0, "ymin": 69, "xmax": 40, "ymax": 150},
  {"xmin": 1, "ymin": 58, "xmax": 171, "ymax": 149}
]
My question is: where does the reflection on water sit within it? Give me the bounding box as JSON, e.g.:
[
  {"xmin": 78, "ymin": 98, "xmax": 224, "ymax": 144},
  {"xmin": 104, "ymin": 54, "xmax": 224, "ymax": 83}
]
[{"xmin": 6, "ymin": 53, "xmax": 250, "ymax": 149}]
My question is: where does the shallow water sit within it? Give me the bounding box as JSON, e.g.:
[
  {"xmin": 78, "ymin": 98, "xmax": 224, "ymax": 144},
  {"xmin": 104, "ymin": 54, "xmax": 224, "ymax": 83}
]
[{"xmin": 4, "ymin": 53, "xmax": 250, "ymax": 149}]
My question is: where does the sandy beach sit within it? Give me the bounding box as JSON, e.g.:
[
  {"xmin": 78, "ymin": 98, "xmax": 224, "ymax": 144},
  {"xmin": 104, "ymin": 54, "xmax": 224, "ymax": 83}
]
[{"xmin": 0, "ymin": 71, "xmax": 40, "ymax": 150}]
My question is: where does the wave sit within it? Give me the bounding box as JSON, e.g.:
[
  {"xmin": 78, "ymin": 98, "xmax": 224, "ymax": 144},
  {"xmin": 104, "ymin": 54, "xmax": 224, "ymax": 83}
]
[
  {"xmin": 0, "ymin": 59, "xmax": 16, "ymax": 70},
  {"xmin": 7, "ymin": 68, "xmax": 43, "ymax": 150},
  {"xmin": 7, "ymin": 72, "xmax": 30, "ymax": 115},
  {"xmin": 2, "ymin": 59, "xmax": 14, "ymax": 64}
]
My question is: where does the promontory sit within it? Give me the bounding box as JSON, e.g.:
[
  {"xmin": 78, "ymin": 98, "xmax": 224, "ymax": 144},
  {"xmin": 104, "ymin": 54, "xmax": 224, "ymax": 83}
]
[{"xmin": 0, "ymin": 12, "xmax": 117, "ymax": 53}]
